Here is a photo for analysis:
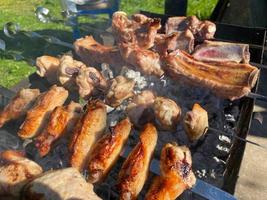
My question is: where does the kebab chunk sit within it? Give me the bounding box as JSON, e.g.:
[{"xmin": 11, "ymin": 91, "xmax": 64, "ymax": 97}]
[
  {"xmin": 117, "ymin": 123, "xmax": 158, "ymax": 200},
  {"xmin": 76, "ymin": 67, "xmax": 108, "ymax": 99},
  {"xmin": 106, "ymin": 75, "xmax": 136, "ymax": 107},
  {"xmin": 69, "ymin": 100, "xmax": 107, "ymax": 171},
  {"xmin": 145, "ymin": 144, "xmax": 196, "ymax": 200},
  {"xmin": 0, "ymin": 150, "xmax": 43, "ymax": 197},
  {"xmin": 154, "ymin": 30, "xmax": 195, "ymax": 55},
  {"xmin": 119, "ymin": 42, "xmax": 164, "ymax": 76},
  {"xmin": 35, "ymin": 101, "xmax": 82, "ymax": 157},
  {"xmin": 112, "ymin": 12, "xmax": 161, "ymax": 49},
  {"xmin": 165, "ymin": 16, "xmax": 216, "ymax": 42},
  {"xmin": 22, "ymin": 168, "xmax": 101, "ymax": 200},
  {"xmin": 74, "ymin": 35, "xmax": 126, "ymax": 68},
  {"xmin": 18, "ymin": 85, "xmax": 68, "ymax": 139},
  {"xmin": 87, "ymin": 118, "xmax": 132, "ymax": 183},
  {"xmin": 35, "ymin": 55, "xmax": 60, "ymax": 84},
  {"xmin": 153, "ymin": 97, "xmax": 181, "ymax": 131},
  {"xmin": 163, "ymin": 50, "xmax": 259, "ymax": 100},
  {"xmin": 126, "ymin": 90, "xmax": 156, "ymax": 127},
  {"xmin": 192, "ymin": 40, "xmax": 250, "ymax": 63},
  {"xmin": 0, "ymin": 88, "xmax": 40, "ymax": 128},
  {"xmin": 58, "ymin": 55, "xmax": 87, "ymax": 90},
  {"xmin": 184, "ymin": 103, "xmax": 209, "ymax": 141}
]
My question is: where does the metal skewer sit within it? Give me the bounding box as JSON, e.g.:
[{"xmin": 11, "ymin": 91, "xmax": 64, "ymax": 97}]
[{"xmin": 207, "ymin": 127, "xmax": 267, "ymax": 150}]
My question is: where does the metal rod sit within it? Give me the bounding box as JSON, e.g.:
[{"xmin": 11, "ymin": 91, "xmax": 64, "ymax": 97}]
[
  {"xmin": 247, "ymin": 92, "xmax": 267, "ymax": 102},
  {"xmin": 208, "ymin": 127, "xmax": 267, "ymax": 150}
]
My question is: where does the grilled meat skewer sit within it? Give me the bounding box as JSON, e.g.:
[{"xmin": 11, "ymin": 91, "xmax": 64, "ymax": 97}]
[
  {"xmin": 117, "ymin": 123, "xmax": 158, "ymax": 200},
  {"xmin": 35, "ymin": 101, "xmax": 82, "ymax": 157},
  {"xmin": 87, "ymin": 118, "xmax": 132, "ymax": 183},
  {"xmin": 18, "ymin": 85, "xmax": 68, "ymax": 139},
  {"xmin": 69, "ymin": 100, "xmax": 107, "ymax": 171},
  {"xmin": 0, "ymin": 88, "xmax": 40, "ymax": 128}
]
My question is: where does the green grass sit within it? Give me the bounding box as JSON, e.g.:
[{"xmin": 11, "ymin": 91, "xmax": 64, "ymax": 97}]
[{"xmin": 0, "ymin": 0, "xmax": 217, "ymax": 88}]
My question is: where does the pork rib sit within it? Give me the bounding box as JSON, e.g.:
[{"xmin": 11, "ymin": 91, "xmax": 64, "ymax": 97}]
[
  {"xmin": 163, "ymin": 50, "xmax": 259, "ymax": 100},
  {"xmin": 74, "ymin": 35, "xmax": 126, "ymax": 68},
  {"xmin": 192, "ymin": 40, "xmax": 250, "ymax": 63}
]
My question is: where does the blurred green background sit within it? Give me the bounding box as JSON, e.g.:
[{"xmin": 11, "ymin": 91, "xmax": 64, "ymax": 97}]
[{"xmin": 0, "ymin": 0, "xmax": 218, "ymax": 88}]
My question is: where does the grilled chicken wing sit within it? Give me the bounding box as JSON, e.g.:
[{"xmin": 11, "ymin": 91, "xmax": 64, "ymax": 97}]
[
  {"xmin": 69, "ymin": 100, "xmax": 107, "ymax": 171},
  {"xmin": 22, "ymin": 168, "xmax": 101, "ymax": 200},
  {"xmin": 106, "ymin": 76, "xmax": 135, "ymax": 107},
  {"xmin": 18, "ymin": 85, "xmax": 68, "ymax": 139},
  {"xmin": 88, "ymin": 118, "xmax": 132, "ymax": 183},
  {"xmin": 145, "ymin": 143, "xmax": 196, "ymax": 200},
  {"xmin": 163, "ymin": 50, "xmax": 259, "ymax": 100},
  {"xmin": 192, "ymin": 40, "xmax": 250, "ymax": 64},
  {"xmin": 74, "ymin": 35, "xmax": 126, "ymax": 68},
  {"xmin": 153, "ymin": 97, "xmax": 181, "ymax": 131},
  {"xmin": 119, "ymin": 42, "xmax": 164, "ymax": 77},
  {"xmin": 35, "ymin": 55, "xmax": 60, "ymax": 84},
  {"xmin": 35, "ymin": 101, "xmax": 82, "ymax": 157},
  {"xmin": 117, "ymin": 123, "xmax": 158, "ymax": 200},
  {"xmin": 112, "ymin": 11, "xmax": 161, "ymax": 49},
  {"xmin": 0, "ymin": 150, "xmax": 43, "ymax": 197},
  {"xmin": 0, "ymin": 88, "xmax": 40, "ymax": 128},
  {"xmin": 58, "ymin": 55, "xmax": 87, "ymax": 90},
  {"xmin": 126, "ymin": 90, "xmax": 156, "ymax": 127},
  {"xmin": 184, "ymin": 103, "xmax": 209, "ymax": 141},
  {"xmin": 76, "ymin": 67, "xmax": 108, "ymax": 99}
]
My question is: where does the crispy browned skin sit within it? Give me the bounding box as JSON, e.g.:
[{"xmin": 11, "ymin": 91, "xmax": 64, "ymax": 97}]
[
  {"xmin": 58, "ymin": 55, "xmax": 87, "ymax": 90},
  {"xmin": 153, "ymin": 97, "xmax": 181, "ymax": 131},
  {"xmin": 106, "ymin": 76, "xmax": 136, "ymax": 107},
  {"xmin": 112, "ymin": 12, "xmax": 161, "ymax": 49},
  {"xmin": 117, "ymin": 123, "xmax": 158, "ymax": 200},
  {"xmin": 119, "ymin": 42, "xmax": 164, "ymax": 77},
  {"xmin": 145, "ymin": 144, "xmax": 196, "ymax": 200},
  {"xmin": 87, "ymin": 118, "xmax": 132, "ymax": 183},
  {"xmin": 0, "ymin": 89, "xmax": 40, "ymax": 128},
  {"xmin": 192, "ymin": 40, "xmax": 250, "ymax": 63},
  {"xmin": 35, "ymin": 101, "xmax": 82, "ymax": 157},
  {"xmin": 69, "ymin": 100, "xmax": 107, "ymax": 171},
  {"xmin": 0, "ymin": 150, "xmax": 43, "ymax": 197},
  {"xmin": 18, "ymin": 85, "xmax": 68, "ymax": 139},
  {"xmin": 163, "ymin": 50, "xmax": 259, "ymax": 100},
  {"xmin": 35, "ymin": 55, "xmax": 60, "ymax": 84},
  {"xmin": 184, "ymin": 103, "xmax": 209, "ymax": 141},
  {"xmin": 74, "ymin": 35, "xmax": 126, "ymax": 67}
]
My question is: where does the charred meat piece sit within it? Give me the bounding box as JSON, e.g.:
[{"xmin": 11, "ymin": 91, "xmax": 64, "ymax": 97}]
[
  {"xmin": 112, "ymin": 11, "xmax": 161, "ymax": 49},
  {"xmin": 74, "ymin": 35, "xmax": 126, "ymax": 68},
  {"xmin": 119, "ymin": 42, "xmax": 164, "ymax": 77},
  {"xmin": 154, "ymin": 30, "xmax": 194, "ymax": 55},
  {"xmin": 192, "ymin": 40, "xmax": 250, "ymax": 63},
  {"xmin": 126, "ymin": 90, "xmax": 156, "ymax": 127},
  {"xmin": 145, "ymin": 143, "xmax": 196, "ymax": 200},
  {"xmin": 76, "ymin": 67, "xmax": 108, "ymax": 99},
  {"xmin": 35, "ymin": 55, "xmax": 60, "ymax": 84},
  {"xmin": 35, "ymin": 101, "xmax": 82, "ymax": 157},
  {"xmin": 0, "ymin": 88, "xmax": 40, "ymax": 128},
  {"xmin": 22, "ymin": 167, "xmax": 101, "ymax": 200},
  {"xmin": 106, "ymin": 75, "xmax": 136, "ymax": 107},
  {"xmin": 87, "ymin": 118, "xmax": 132, "ymax": 183},
  {"xmin": 18, "ymin": 85, "xmax": 68, "ymax": 139},
  {"xmin": 69, "ymin": 100, "xmax": 107, "ymax": 171},
  {"xmin": 153, "ymin": 97, "xmax": 181, "ymax": 131},
  {"xmin": 58, "ymin": 55, "xmax": 87, "ymax": 90},
  {"xmin": 166, "ymin": 16, "xmax": 216, "ymax": 42},
  {"xmin": 184, "ymin": 103, "xmax": 208, "ymax": 141},
  {"xmin": 117, "ymin": 123, "xmax": 158, "ymax": 200},
  {"xmin": 163, "ymin": 50, "xmax": 259, "ymax": 100},
  {"xmin": 0, "ymin": 150, "xmax": 43, "ymax": 197}
]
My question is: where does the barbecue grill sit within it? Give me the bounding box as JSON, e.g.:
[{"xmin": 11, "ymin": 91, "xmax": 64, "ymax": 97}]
[{"xmin": 0, "ymin": 9, "xmax": 267, "ymax": 200}]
